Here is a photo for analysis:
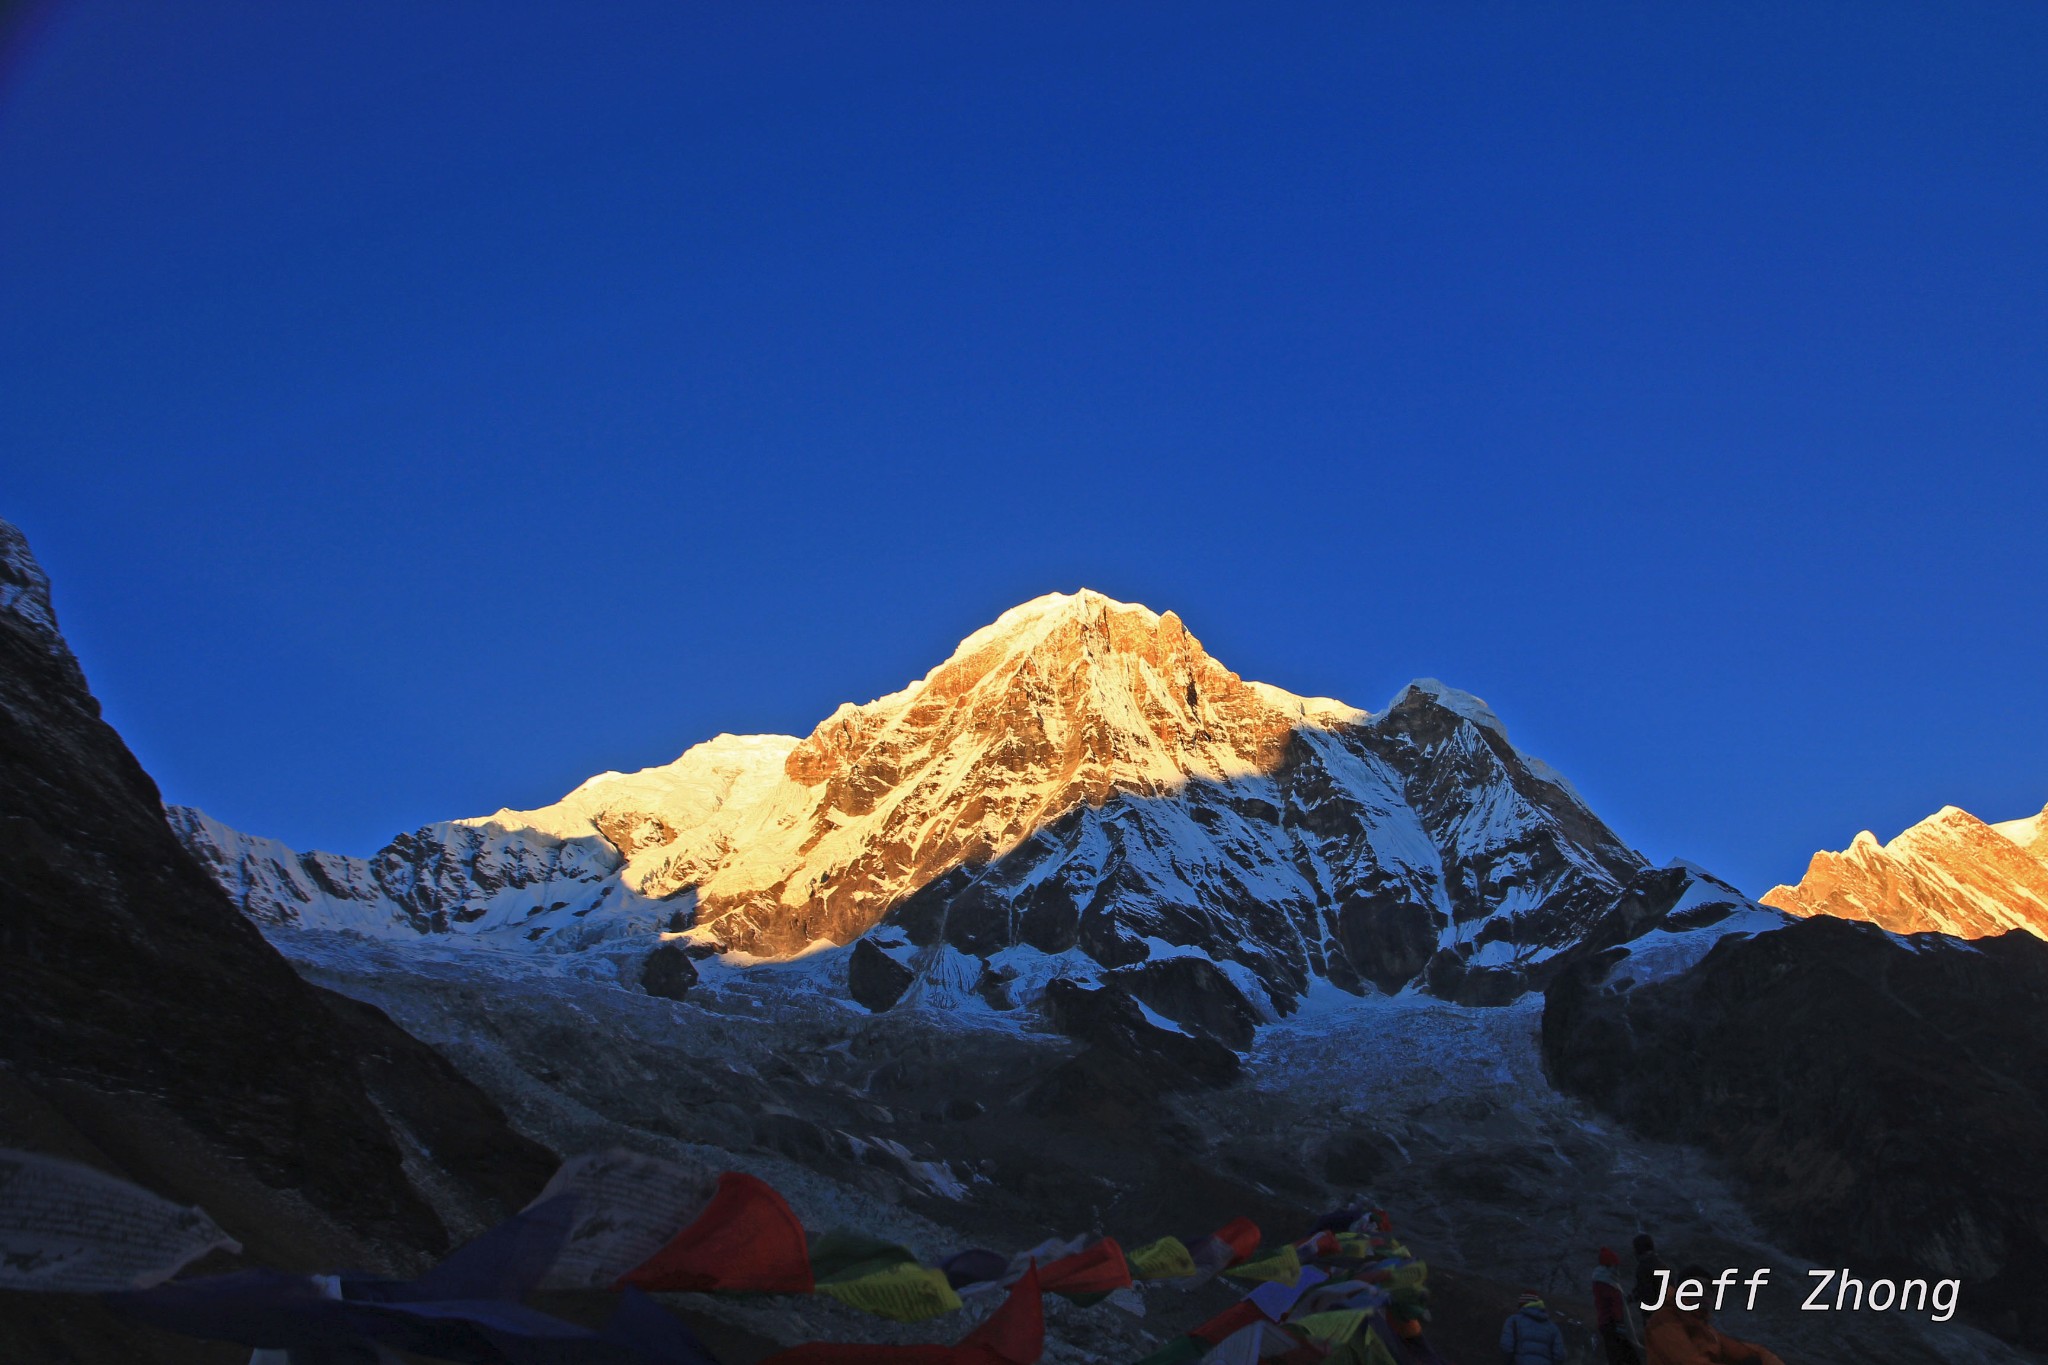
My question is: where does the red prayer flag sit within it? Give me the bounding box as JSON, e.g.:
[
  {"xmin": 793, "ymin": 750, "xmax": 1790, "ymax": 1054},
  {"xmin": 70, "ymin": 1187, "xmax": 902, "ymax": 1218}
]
[
  {"xmin": 1036, "ymin": 1239, "xmax": 1131, "ymax": 1298},
  {"xmin": 617, "ymin": 1171, "xmax": 813, "ymax": 1294},
  {"xmin": 1189, "ymin": 1299, "xmax": 1266, "ymax": 1346},
  {"xmin": 1210, "ymin": 1217, "xmax": 1261, "ymax": 1267},
  {"xmin": 1297, "ymin": 1230, "xmax": 1341, "ymax": 1259},
  {"xmin": 963, "ymin": 1265, "xmax": 1043, "ymax": 1365}
]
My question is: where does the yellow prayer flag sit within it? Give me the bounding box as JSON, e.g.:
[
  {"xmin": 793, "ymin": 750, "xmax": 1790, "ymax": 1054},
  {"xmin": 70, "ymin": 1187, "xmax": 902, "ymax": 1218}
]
[
  {"xmin": 814, "ymin": 1262, "xmax": 963, "ymax": 1322},
  {"xmin": 1126, "ymin": 1235, "xmax": 1198, "ymax": 1281}
]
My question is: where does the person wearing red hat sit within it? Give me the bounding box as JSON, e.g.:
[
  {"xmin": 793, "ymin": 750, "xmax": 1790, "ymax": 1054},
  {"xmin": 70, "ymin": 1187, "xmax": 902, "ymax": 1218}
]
[{"xmin": 1593, "ymin": 1247, "xmax": 1643, "ymax": 1364}]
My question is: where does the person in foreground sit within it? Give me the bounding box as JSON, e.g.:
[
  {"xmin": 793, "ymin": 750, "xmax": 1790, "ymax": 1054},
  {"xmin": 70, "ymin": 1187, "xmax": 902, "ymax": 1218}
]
[
  {"xmin": 1644, "ymin": 1264, "xmax": 1786, "ymax": 1365},
  {"xmin": 1500, "ymin": 1291, "xmax": 1567, "ymax": 1364}
]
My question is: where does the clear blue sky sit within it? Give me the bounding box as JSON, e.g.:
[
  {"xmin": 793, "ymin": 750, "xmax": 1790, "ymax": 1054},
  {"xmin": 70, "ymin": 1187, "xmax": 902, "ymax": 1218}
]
[{"xmin": 4, "ymin": 2, "xmax": 2044, "ymax": 896}]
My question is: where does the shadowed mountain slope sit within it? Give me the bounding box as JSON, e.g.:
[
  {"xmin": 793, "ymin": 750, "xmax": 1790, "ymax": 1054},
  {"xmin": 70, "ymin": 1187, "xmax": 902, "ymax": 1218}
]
[
  {"xmin": 1544, "ymin": 915, "xmax": 2048, "ymax": 1352},
  {"xmin": 0, "ymin": 518, "xmax": 555, "ymax": 1361}
]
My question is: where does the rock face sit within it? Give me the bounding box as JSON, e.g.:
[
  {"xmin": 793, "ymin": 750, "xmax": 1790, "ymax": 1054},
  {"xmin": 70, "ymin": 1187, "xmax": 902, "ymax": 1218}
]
[
  {"xmin": 1543, "ymin": 916, "xmax": 2048, "ymax": 1351},
  {"xmin": 173, "ymin": 590, "xmax": 1663, "ymax": 1011},
  {"xmin": 844, "ymin": 936, "xmax": 917, "ymax": 1012},
  {"xmin": 1032, "ymin": 976, "xmax": 1243, "ymax": 1114},
  {"xmin": 1762, "ymin": 801, "xmax": 2048, "ymax": 939},
  {"xmin": 0, "ymin": 519, "xmax": 554, "ymax": 1360},
  {"xmin": 639, "ymin": 943, "xmax": 700, "ymax": 1001}
]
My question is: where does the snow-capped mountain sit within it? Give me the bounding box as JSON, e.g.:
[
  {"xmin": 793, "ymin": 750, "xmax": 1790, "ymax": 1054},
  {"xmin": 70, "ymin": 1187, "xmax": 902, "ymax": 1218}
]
[
  {"xmin": 173, "ymin": 590, "xmax": 1701, "ymax": 1012},
  {"xmin": 1761, "ymin": 800, "xmax": 2048, "ymax": 940}
]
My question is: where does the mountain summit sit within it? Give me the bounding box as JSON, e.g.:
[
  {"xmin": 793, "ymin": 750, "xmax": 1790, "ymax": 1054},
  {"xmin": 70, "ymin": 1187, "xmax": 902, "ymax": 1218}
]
[
  {"xmin": 1762, "ymin": 800, "xmax": 2048, "ymax": 939},
  {"xmin": 174, "ymin": 590, "xmax": 1721, "ymax": 1016}
]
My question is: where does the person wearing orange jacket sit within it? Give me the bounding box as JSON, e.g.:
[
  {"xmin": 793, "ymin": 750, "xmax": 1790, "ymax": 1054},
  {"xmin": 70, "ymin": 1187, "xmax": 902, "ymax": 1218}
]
[{"xmin": 1643, "ymin": 1266, "xmax": 1786, "ymax": 1365}]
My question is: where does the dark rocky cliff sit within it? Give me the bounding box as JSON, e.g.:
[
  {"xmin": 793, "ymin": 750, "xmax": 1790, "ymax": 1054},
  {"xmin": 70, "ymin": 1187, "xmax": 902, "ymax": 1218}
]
[
  {"xmin": 0, "ymin": 519, "xmax": 555, "ymax": 1361},
  {"xmin": 1542, "ymin": 914, "xmax": 2048, "ymax": 1352}
]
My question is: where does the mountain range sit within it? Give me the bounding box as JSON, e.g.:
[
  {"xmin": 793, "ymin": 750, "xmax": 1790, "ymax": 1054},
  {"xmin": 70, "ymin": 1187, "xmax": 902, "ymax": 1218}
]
[
  {"xmin": 172, "ymin": 590, "xmax": 1745, "ymax": 1020},
  {"xmin": 1763, "ymin": 800, "xmax": 2048, "ymax": 939},
  {"xmin": 10, "ymin": 518, "xmax": 2048, "ymax": 1359}
]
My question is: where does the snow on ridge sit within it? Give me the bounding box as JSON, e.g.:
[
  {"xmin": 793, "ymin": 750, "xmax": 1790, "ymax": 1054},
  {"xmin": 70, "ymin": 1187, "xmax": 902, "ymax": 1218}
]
[
  {"xmin": 1992, "ymin": 803, "xmax": 2048, "ymax": 861},
  {"xmin": 1616, "ymin": 902, "xmax": 1790, "ymax": 985},
  {"xmin": 0, "ymin": 520, "xmax": 61, "ymax": 639},
  {"xmin": 949, "ymin": 588, "xmax": 1154, "ymax": 653},
  {"xmin": 1242, "ymin": 679, "xmax": 1370, "ymax": 730},
  {"xmin": 1388, "ymin": 678, "xmax": 1507, "ymax": 734},
  {"xmin": 168, "ymin": 589, "xmax": 1659, "ymax": 1014},
  {"xmin": 465, "ymin": 732, "xmax": 800, "ymax": 843},
  {"xmin": 0, "ymin": 519, "xmax": 89, "ymax": 691},
  {"xmin": 1383, "ymin": 678, "xmax": 1592, "ymax": 812},
  {"xmin": 1765, "ymin": 797, "xmax": 2048, "ymax": 941}
]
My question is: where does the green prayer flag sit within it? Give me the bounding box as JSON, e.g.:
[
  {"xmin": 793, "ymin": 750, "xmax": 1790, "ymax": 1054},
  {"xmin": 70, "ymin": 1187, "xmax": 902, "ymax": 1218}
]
[
  {"xmin": 1223, "ymin": 1244, "xmax": 1301, "ymax": 1284},
  {"xmin": 1292, "ymin": 1309, "xmax": 1368, "ymax": 1345}
]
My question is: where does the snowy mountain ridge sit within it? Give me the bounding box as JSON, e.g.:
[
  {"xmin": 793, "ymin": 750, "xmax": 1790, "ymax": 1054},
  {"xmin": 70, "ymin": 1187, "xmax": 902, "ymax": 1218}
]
[
  {"xmin": 1762, "ymin": 799, "xmax": 2048, "ymax": 940},
  {"xmin": 172, "ymin": 589, "xmax": 1758, "ymax": 1015}
]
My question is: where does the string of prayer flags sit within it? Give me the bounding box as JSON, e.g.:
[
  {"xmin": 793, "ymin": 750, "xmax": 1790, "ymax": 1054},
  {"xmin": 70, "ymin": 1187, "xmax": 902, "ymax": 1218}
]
[
  {"xmin": 1245, "ymin": 1265, "xmax": 1328, "ymax": 1320},
  {"xmin": 5, "ymin": 1146, "xmax": 1452, "ymax": 1365},
  {"xmin": 760, "ymin": 1265, "xmax": 1043, "ymax": 1365},
  {"xmin": 1167, "ymin": 1216, "xmax": 1262, "ymax": 1289}
]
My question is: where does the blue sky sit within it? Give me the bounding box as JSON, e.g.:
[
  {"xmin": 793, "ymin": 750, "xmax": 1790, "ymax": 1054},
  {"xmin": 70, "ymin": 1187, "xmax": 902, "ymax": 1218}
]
[{"xmin": 3, "ymin": 2, "xmax": 2044, "ymax": 895}]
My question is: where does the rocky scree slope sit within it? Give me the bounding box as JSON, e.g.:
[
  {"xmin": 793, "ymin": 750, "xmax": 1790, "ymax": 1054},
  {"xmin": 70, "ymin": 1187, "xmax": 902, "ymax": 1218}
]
[
  {"xmin": 0, "ymin": 519, "xmax": 555, "ymax": 1362},
  {"xmin": 174, "ymin": 592, "xmax": 1704, "ymax": 1024},
  {"xmin": 1764, "ymin": 800, "xmax": 2048, "ymax": 940}
]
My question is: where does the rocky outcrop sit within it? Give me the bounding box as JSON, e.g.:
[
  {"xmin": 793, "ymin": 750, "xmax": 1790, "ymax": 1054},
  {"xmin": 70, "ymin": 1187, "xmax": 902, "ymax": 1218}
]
[
  {"xmin": 1038, "ymin": 977, "xmax": 1240, "ymax": 1084},
  {"xmin": 1103, "ymin": 956, "xmax": 1264, "ymax": 1049},
  {"xmin": 0, "ymin": 519, "xmax": 555, "ymax": 1362},
  {"xmin": 1763, "ymin": 801, "xmax": 2048, "ymax": 939},
  {"xmin": 1542, "ymin": 916, "xmax": 2048, "ymax": 1351},
  {"xmin": 1029, "ymin": 977, "xmax": 1242, "ymax": 1122},
  {"xmin": 639, "ymin": 943, "xmax": 700, "ymax": 1001},
  {"xmin": 846, "ymin": 937, "xmax": 916, "ymax": 1012}
]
